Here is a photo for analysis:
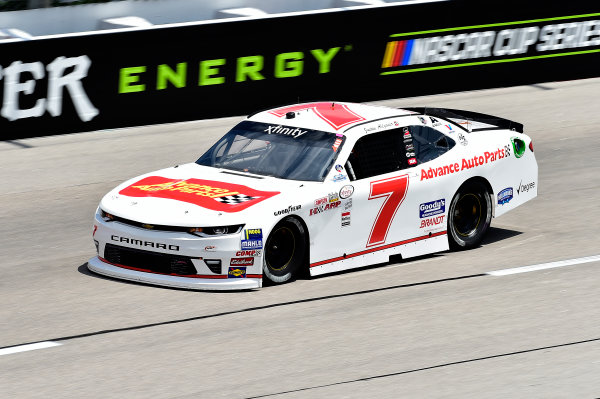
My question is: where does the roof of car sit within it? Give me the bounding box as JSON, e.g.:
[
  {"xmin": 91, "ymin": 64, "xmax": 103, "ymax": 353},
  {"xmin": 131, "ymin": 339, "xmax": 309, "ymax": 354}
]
[{"xmin": 248, "ymin": 101, "xmax": 416, "ymax": 134}]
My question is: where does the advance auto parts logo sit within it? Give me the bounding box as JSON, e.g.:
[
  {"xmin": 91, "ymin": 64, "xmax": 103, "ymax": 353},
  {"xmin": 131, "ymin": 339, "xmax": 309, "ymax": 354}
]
[
  {"xmin": 119, "ymin": 176, "xmax": 279, "ymax": 212},
  {"xmin": 380, "ymin": 14, "xmax": 600, "ymax": 74}
]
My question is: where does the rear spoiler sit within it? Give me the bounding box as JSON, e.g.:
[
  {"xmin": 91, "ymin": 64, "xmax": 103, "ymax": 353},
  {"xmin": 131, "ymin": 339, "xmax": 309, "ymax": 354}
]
[{"xmin": 402, "ymin": 107, "xmax": 523, "ymax": 133}]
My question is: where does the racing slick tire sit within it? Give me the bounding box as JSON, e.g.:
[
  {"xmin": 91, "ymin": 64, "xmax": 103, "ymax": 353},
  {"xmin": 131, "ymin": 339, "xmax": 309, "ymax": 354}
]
[
  {"xmin": 448, "ymin": 180, "xmax": 492, "ymax": 250},
  {"xmin": 263, "ymin": 217, "xmax": 307, "ymax": 284}
]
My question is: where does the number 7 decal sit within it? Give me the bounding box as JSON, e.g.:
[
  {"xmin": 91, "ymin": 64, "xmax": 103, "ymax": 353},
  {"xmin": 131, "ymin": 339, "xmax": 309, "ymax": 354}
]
[{"xmin": 367, "ymin": 175, "xmax": 409, "ymax": 247}]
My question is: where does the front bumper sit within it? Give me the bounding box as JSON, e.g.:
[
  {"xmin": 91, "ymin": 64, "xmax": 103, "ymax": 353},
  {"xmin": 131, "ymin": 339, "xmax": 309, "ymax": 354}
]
[
  {"xmin": 88, "ymin": 256, "xmax": 261, "ymax": 290},
  {"xmin": 90, "ymin": 211, "xmax": 263, "ymax": 291}
]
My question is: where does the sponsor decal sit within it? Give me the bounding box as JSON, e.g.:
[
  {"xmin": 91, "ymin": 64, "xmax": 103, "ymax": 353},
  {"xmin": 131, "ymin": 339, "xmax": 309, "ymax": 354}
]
[
  {"xmin": 445, "ymin": 124, "xmax": 453, "ymax": 131},
  {"xmin": 264, "ymin": 125, "xmax": 308, "ymax": 138},
  {"xmin": 381, "ymin": 17, "xmax": 600, "ymax": 74},
  {"xmin": 0, "ymin": 55, "xmax": 98, "ymax": 123},
  {"xmin": 341, "ymin": 211, "xmax": 351, "ymax": 227},
  {"xmin": 511, "ymin": 137, "xmax": 527, "ymax": 158},
  {"xmin": 504, "ymin": 143, "xmax": 512, "ymax": 157},
  {"xmin": 228, "ymin": 267, "xmax": 247, "ymax": 278},
  {"xmin": 268, "ymin": 102, "xmax": 365, "ymax": 130},
  {"xmin": 110, "ymin": 235, "xmax": 180, "ymax": 251},
  {"xmin": 314, "ymin": 196, "xmax": 328, "ymax": 206},
  {"xmin": 235, "ymin": 250, "xmax": 262, "ymax": 257},
  {"xmin": 516, "ymin": 180, "xmax": 535, "ymax": 195},
  {"xmin": 408, "ymin": 158, "xmax": 417, "ymax": 166},
  {"xmin": 241, "ymin": 239, "xmax": 262, "ymax": 250},
  {"xmin": 335, "ymin": 164, "xmax": 344, "ymax": 172},
  {"xmin": 403, "ymin": 128, "xmax": 412, "ymax": 139},
  {"xmin": 119, "ymin": 176, "xmax": 279, "ymax": 212},
  {"xmin": 420, "ymin": 214, "xmax": 445, "ymax": 229},
  {"xmin": 406, "ymin": 151, "xmax": 416, "ymax": 157},
  {"xmin": 332, "ymin": 138, "xmax": 343, "ymax": 152},
  {"xmin": 204, "ymin": 245, "xmax": 216, "ymax": 251},
  {"xmin": 497, "ymin": 187, "xmax": 514, "ymax": 205},
  {"xmin": 457, "ymin": 132, "xmax": 468, "ymax": 146},
  {"xmin": 120, "ymin": 47, "xmax": 346, "ymax": 92},
  {"xmin": 310, "ymin": 200, "xmax": 341, "ymax": 216},
  {"xmin": 244, "ymin": 229, "xmax": 262, "ymax": 240},
  {"xmin": 242, "ymin": 229, "xmax": 263, "ymax": 249},
  {"xmin": 343, "ymin": 198, "xmax": 353, "ymax": 210},
  {"xmin": 419, "ymin": 199, "xmax": 446, "ymax": 218},
  {"xmin": 274, "ymin": 205, "xmax": 301, "ymax": 216},
  {"xmin": 230, "ymin": 257, "xmax": 254, "ymax": 266},
  {"xmin": 405, "ymin": 143, "xmax": 414, "ymax": 151},
  {"xmin": 315, "ymin": 192, "xmax": 340, "ymax": 207},
  {"xmin": 420, "ymin": 147, "xmax": 506, "ymax": 180},
  {"xmin": 430, "ymin": 116, "xmax": 441, "ymax": 126},
  {"xmin": 418, "ymin": 116, "xmax": 427, "ymax": 124},
  {"xmin": 333, "ymin": 173, "xmax": 347, "ymax": 182},
  {"xmin": 339, "ymin": 185, "xmax": 354, "ymax": 199}
]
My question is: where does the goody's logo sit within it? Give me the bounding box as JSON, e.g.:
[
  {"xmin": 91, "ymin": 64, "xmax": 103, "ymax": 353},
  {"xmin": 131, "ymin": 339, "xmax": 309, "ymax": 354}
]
[
  {"xmin": 419, "ymin": 199, "xmax": 445, "ymax": 218},
  {"xmin": 497, "ymin": 187, "xmax": 513, "ymax": 205}
]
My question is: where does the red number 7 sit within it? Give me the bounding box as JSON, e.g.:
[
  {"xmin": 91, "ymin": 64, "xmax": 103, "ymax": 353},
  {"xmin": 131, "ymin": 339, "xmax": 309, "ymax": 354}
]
[{"xmin": 367, "ymin": 175, "xmax": 409, "ymax": 247}]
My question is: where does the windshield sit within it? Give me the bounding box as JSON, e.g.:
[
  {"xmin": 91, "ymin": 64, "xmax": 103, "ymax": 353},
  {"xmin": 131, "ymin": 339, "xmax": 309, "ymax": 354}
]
[{"xmin": 196, "ymin": 121, "xmax": 345, "ymax": 181}]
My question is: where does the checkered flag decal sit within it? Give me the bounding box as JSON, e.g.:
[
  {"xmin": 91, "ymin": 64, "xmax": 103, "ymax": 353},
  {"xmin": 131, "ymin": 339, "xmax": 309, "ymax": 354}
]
[{"xmin": 213, "ymin": 194, "xmax": 257, "ymax": 205}]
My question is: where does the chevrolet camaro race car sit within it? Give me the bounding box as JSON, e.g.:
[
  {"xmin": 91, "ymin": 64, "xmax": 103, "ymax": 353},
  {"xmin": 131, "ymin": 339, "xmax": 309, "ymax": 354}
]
[{"xmin": 88, "ymin": 101, "xmax": 537, "ymax": 290}]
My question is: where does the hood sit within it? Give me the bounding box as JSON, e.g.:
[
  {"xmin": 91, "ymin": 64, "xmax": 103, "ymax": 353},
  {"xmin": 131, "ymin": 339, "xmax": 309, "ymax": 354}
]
[{"xmin": 100, "ymin": 163, "xmax": 300, "ymax": 227}]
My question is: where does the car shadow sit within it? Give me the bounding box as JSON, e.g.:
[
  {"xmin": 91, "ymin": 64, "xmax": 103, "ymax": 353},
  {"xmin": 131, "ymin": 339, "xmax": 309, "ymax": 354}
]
[
  {"xmin": 297, "ymin": 226, "xmax": 523, "ymax": 281},
  {"xmin": 481, "ymin": 226, "xmax": 523, "ymax": 245}
]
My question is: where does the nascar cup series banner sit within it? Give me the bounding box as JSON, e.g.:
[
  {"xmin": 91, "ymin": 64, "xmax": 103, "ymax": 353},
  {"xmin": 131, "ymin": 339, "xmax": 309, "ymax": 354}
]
[{"xmin": 0, "ymin": 0, "xmax": 598, "ymax": 140}]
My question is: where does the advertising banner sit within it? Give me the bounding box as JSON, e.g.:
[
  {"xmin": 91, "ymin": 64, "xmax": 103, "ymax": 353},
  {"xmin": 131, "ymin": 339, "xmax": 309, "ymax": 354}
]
[{"xmin": 0, "ymin": 0, "xmax": 598, "ymax": 140}]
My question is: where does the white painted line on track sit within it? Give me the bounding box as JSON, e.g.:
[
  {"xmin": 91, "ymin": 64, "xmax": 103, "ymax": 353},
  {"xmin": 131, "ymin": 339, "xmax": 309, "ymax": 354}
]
[
  {"xmin": 488, "ymin": 255, "xmax": 600, "ymax": 276},
  {"xmin": 0, "ymin": 341, "xmax": 62, "ymax": 356}
]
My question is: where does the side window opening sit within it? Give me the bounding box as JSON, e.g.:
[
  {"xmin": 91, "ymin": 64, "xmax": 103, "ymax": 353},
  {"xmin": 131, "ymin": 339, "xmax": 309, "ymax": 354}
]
[
  {"xmin": 435, "ymin": 136, "xmax": 449, "ymax": 148},
  {"xmin": 346, "ymin": 128, "xmax": 406, "ymax": 180},
  {"xmin": 345, "ymin": 124, "xmax": 456, "ymax": 181},
  {"xmin": 410, "ymin": 125, "xmax": 455, "ymax": 163}
]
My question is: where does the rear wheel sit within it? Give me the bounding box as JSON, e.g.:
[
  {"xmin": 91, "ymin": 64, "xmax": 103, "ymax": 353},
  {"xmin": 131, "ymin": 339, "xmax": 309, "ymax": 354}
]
[
  {"xmin": 263, "ymin": 217, "xmax": 307, "ymax": 284},
  {"xmin": 448, "ymin": 180, "xmax": 492, "ymax": 250}
]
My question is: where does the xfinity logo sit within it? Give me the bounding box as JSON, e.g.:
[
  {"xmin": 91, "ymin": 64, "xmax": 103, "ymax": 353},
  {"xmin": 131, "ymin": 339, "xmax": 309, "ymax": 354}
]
[
  {"xmin": 1, "ymin": 55, "xmax": 98, "ymax": 122},
  {"xmin": 264, "ymin": 125, "xmax": 307, "ymax": 138},
  {"xmin": 111, "ymin": 235, "xmax": 180, "ymax": 251}
]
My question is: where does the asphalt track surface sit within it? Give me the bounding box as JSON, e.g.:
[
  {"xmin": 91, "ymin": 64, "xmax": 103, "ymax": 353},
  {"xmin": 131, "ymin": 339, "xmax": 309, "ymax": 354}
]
[{"xmin": 1, "ymin": 78, "xmax": 599, "ymax": 398}]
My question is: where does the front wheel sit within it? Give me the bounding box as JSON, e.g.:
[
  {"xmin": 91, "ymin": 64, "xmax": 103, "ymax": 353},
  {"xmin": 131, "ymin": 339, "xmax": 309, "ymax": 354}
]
[
  {"xmin": 263, "ymin": 217, "xmax": 307, "ymax": 284},
  {"xmin": 448, "ymin": 180, "xmax": 492, "ymax": 250}
]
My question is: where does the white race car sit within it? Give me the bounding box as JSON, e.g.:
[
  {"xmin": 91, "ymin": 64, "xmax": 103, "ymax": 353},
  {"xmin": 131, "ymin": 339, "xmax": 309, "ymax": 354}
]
[{"xmin": 88, "ymin": 102, "xmax": 537, "ymax": 290}]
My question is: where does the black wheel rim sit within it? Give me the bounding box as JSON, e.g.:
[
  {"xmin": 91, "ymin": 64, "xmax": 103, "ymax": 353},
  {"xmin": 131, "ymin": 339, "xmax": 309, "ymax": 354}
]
[
  {"xmin": 453, "ymin": 193, "xmax": 482, "ymax": 237},
  {"xmin": 265, "ymin": 226, "xmax": 296, "ymax": 271}
]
